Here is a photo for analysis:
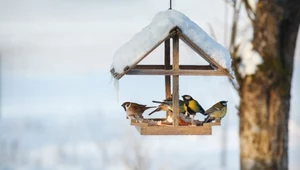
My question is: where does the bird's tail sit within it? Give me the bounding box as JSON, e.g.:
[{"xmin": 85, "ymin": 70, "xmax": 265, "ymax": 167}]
[
  {"xmin": 145, "ymin": 106, "xmax": 156, "ymax": 110},
  {"xmin": 152, "ymin": 100, "xmax": 164, "ymax": 104},
  {"xmin": 199, "ymin": 106, "xmax": 207, "ymax": 116},
  {"xmin": 202, "ymin": 116, "xmax": 214, "ymax": 124},
  {"xmin": 148, "ymin": 108, "xmax": 162, "ymax": 115},
  {"xmin": 152, "ymin": 100, "xmax": 168, "ymax": 104}
]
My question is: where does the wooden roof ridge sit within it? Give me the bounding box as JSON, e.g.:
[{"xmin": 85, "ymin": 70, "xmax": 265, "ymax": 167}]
[
  {"xmin": 110, "ymin": 26, "xmax": 233, "ymax": 80},
  {"xmin": 176, "ymin": 28, "xmax": 233, "ymax": 79}
]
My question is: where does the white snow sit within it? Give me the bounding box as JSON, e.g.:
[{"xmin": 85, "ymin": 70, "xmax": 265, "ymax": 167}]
[
  {"xmin": 248, "ymin": 0, "xmax": 258, "ymax": 12},
  {"xmin": 111, "ymin": 9, "xmax": 233, "ymax": 77},
  {"xmin": 238, "ymin": 41, "xmax": 263, "ymax": 77}
]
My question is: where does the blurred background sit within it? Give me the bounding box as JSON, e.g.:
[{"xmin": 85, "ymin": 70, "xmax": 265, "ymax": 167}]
[{"xmin": 0, "ymin": 0, "xmax": 299, "ymax": 170}]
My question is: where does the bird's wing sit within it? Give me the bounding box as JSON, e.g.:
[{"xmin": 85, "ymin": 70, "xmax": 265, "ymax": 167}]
[
  {"xmin": 205, "ymin": 105, "xmax": 220, "ymax": 114},
  {"xmin": 196, "ymin": 103, "xmax": 205, "ymax": 114},
  {"xmin": 148, "ymin": 108, "xmax": 161, "ymax": 115},
  {"xmin": 131, "ymin": 103, "xmax": 146, "ymax": 113}
]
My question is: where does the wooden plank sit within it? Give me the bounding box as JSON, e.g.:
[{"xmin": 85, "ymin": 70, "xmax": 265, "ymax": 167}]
[
  {"xmin": 111, "ymin": 28, "xmax": 178, "ymax": 80},
  {"xmin": 165, "ymin": 39, "xmax": 171, "ymax": 118},
  {"xmin": 135, "ymin": 126, "xmax": 212, "ymax": 135},
  {"xmin": 134, "ymin": 65, "xmax": 214, "ymax": 70},
  {"xmin": 178, "ymin": 31, "xmax": 234, "ymax": 79},
  {"xmin": 130, "ymin": 118, "xmax": 221, "ymax": 135},
  {"xmin": 172, "ymin": 34, "xmax": 179, "ymax": 127},
  {"xmin": 126, "ymin": 69, "xmax": 228, "ymax": 76}
]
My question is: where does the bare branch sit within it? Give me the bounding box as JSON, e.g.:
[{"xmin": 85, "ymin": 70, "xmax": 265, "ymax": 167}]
[
  {"xmin": 243, "ymin": 0, "xmax": 256, "ymax": 24},
  {"xmin": 229, "ymin": 1, "xmax": 243, "ymax": 53},
  {"xmin": 227, "ymin": 0, "xmax": 244, "ymax": 89}
]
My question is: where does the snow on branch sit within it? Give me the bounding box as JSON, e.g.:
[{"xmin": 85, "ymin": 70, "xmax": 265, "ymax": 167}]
[{"xmin": 238, "ymin": 41, "xmax": 263, "ymax": 77}]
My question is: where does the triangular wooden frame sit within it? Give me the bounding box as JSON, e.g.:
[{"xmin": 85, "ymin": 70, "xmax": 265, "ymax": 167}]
[{"xmin": 110, "ymin": 27, "xmax": 233, "ymax": 80}]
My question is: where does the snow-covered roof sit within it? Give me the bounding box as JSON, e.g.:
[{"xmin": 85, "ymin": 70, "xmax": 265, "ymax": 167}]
[{"xmin": 111, "ymin": 9, "xmax": 233, "ymax": 78}]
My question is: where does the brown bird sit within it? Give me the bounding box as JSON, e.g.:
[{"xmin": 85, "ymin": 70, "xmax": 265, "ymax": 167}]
[
  {"xmin": 121, "ymin": 102, "xmax": 155, "ymax": 120},
  {"xmin": 148, "ymin": 96, "xmax": 172, "ymax": 116}
]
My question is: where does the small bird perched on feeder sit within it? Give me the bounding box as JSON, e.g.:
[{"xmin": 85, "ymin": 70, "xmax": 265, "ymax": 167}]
[
  {"xmin": 150, "ymin": 96, "xmax": 186, "ymax": 115},
  {"xmin": 202, "ymin": 101, "xmax": 228, "ymax": 124},
  {"xmin": 182, "ymin": 95, "xmax": 205, "ymax": 125},
  {"xmin": 121, "ymin": 102, "xmax": 155, "ymax": 121}
]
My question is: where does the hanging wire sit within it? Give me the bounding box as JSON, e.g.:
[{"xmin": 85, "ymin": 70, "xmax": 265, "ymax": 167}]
[{"xmin": 169, "ymin": 0, "xmax": 172, "ymax": 9}]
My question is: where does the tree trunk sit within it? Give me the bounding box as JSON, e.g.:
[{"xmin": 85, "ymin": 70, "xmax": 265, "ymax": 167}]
[{"xmin": 238, "ymin": 1, "xmax": 300, "ymax": 170}]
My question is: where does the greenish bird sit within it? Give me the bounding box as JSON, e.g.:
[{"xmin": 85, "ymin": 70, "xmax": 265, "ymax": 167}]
[
  {"xmin": 149, "ymin": 96, "xmax": 186, "ymax": 115},
  {"xmin": 203, "ymin": 101, "xmax": 228, "ymax": 124}
]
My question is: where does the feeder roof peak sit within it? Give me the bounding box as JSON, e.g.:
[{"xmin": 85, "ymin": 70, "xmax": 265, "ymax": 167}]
[{"xmin": 111, "ymin": 9, "xmax": 233, "ymax": 78}]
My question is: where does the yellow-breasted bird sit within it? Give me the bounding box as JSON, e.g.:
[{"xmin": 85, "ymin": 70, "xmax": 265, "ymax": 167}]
[
  {"xmin": 149, "ymin": 96, "xmax": 186, "ymax": 115},
  {"xmin": 202, "ymin": 101, "xmax": 228, "ymax": 124},
  {"xmin": 121, "ymin": 102, "xmax": 155, "ymax": 120},
  {"xmin": 182, "ymin": 95, "xmax": 205, "ymax": 125}
]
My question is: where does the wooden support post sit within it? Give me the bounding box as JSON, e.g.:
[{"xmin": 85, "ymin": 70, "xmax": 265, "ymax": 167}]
[
  {"xmin": 172, "ymin": 34, "xmax": 179, "ymax": 127},
  {"xmin": 165, "ymin": 39, "xmax": 171, "ymax": 119}
]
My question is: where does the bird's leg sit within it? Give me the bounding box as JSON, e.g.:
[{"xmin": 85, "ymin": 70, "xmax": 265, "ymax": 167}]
[
  {"xmin": 191, "ymin": 115, "xmax": 196, "ymax": 126},
  {"xmin": 185, "ymin": 111, "xmax": 190, "ymax": 119}
]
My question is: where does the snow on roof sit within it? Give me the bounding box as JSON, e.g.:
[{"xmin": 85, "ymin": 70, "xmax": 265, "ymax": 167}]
[{"xmin": 111, "ymin": 9, "xmax": 233, "ymax": 76}]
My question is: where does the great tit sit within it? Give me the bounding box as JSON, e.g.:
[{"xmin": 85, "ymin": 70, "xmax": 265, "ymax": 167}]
[
  {"xmin": 203, "ymin": 101, "xmax": 228, "ymax": 124},
  {"xmin": 182, "ymin": 95, "xmax": 205, "ymax": 125}
]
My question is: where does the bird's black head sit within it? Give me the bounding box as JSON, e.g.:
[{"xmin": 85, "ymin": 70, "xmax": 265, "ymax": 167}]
[
  {"xmin": 121, "ymin": 102, "xmax": 131, "ymax": 111},
  {"xmin": 220, "ymin": 101, "xmax": 228, "ymax": 106},
  {"xmin": 182, "ymin": 95, "xmax": 193, "ymax": 101}
]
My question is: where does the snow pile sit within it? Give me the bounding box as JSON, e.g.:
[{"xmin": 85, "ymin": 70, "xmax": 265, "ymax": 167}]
[
  {"xmin": 238, "ymin": 41, "xmax": 263, "ymax": 77},
  {"xmin": 111, "ymin": 9, "xmax": 233, "ymax": 77},
  {"xmin": 248, "ymin": 0, "xmax": 258, "ymax": 12}
]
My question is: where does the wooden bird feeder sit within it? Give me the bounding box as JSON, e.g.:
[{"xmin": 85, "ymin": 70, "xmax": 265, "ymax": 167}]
[{"xmin": 110, "ymin": 10, "xmax": 234, "ymax": 135}]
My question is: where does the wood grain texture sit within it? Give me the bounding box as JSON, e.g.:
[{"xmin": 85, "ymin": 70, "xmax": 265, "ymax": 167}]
[
  {"xmin": 129, "ymin": 118, "xmax": 221, "ymax": 135},
  {"xmin": 164, "ymin": 39, "xmax": 171, "ymax": 119},
  {"xmin": 133, "ymin": 65, "xmax": 214, "ymax": 70},
  {"xmin": 135, "ymin": 125, "xmax": 212, "ymax": 135},
  {"xmin": 172, "ymin": 34, "xmax": 179, "ymax": 127},
  {"xmin": 126, "ymin": 69, "xmax": 228, "ymax": 76}
]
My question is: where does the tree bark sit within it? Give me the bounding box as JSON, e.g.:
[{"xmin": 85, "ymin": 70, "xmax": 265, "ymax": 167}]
[{"xmin": 238, "ymin": 0, "xmax": 300, "ymax": 170}]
